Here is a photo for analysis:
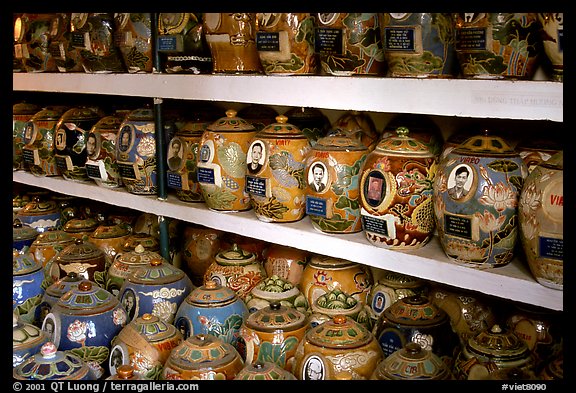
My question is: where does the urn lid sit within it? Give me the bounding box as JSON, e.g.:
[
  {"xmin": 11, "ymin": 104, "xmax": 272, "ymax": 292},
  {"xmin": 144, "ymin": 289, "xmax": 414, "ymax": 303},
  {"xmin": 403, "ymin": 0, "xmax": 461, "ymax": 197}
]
[
  {"xmin": 312, "ymin": 289, "xmax": 362, "ymax": 314},
  {"xmin": 378, "ymin": 270, "xmax": 425, "ymax": 289},
  {"xmin": 19, "ymin": 196, "xmax": 59, "ymax": 216},
  {"xmin": 54, "ymin": 238, "xmax": 106, "ymax": 263},
  {"xmin": 215, "ymin": 243, "xmax": 257, "ymax": 266},
  {"xmin": 234, "ymin": 361, "xmax": 297, "ymax": 380},
  {"xmin": 541, "ymin": 150, "xmax": 563, "ymax": 170},
  {"xmin": 250, "ymin": 275, "xmax": 301, "ymax": 300},
  {"xmin": 245, "ymin": 302, "xmax": 307, "ymax": 332},
  {"xmin": 168, "ymin": 334, "xmax": 241, "ymax": 370},
  {"xmin": 237, "ymin": 104, "xmax": 279, "ymax": 130},
  {"xmin": 375, "ymin": 126, "xmax": 435, "ymax": 157},
  {"xmin": 334, "ymin": 110, "xmax": 379, "ymax": 149},
  {"xmin": 13, "ymin": 219, "xmax": 38, "ymax": 241},
  {"xmin": 59, "ymin": 106, "xmax": 101, "ymax": 122},
  {"xmin": 465, "ymin": 324, "xmax": 531, "ymax": 361},
  {"xmin": 383, "ymin": 294, "xmax": 448, "ymax": 327},
  {"xmin": 453, "ymin": 130, "xmax": 517, "ymax": 156},
  {"xmin": 308, "ymin": 255, "xmax": 358, "ymax": 270},
  {"xmin": 128, "ymin": 258, "xmax": 187, "ymax": 285},
  {"xmin": 178, "ymin": 119, "xmax": 210, "ymax": 136},
  {"xmin": 186, "ymin": 279, "xmax": 239, "ymax": 306},
  {"xmin": 31, "ymin": 106, "xmax": 68, "ymax": 121},
  {"xmin": 90, "ymin": 221, "xmax": 131, "ymax": 239},
  {"xmin": 56, "ymin": 280, "xmax": 120, "ymax": 314},
  {"xmin": 31, "ymin": 228, "xmax": 75, "ymax": 247},
  {"xmin": 126, "ymin": 107, "xmax": 154, "ymax": 121},
  {"xmin": 107, "ymin": 364, "xmax": 141, "ymax": 380},
  {"xmin": 13, "ymin": 341, "xmax": 91, "ymax": 380},
  {"xmin": 207, "ymin": 109, "xmax": 256, "ymax": 132},
  {"xmin": 90, "ymin": 114, "xmax": 125, "ymax": 133},
  {"xmin": 13, "ymin": 312, "xmax": 48, "ymax": 352},
  {"xmin": 313, "ymin": 128, "xmax": 369, "ymax": 152},
  {"xmin": 306, "ymin": 315, "xmax": 373, "ymax": 349},
  {"xmin": 257, "ymin": 115, "xmax": 306, "ymax": 139},
  {"xmin": 383, "ymin": 114, "xmax": 444, "ymax": 157},
  {"xmin": 121, "ymin": 313, "xmax": 182, "ymax": 343},
  {"xmin": 373, "ymin": 342, "xmax": 453, "ymax": 380},
  {"xmin": 121, "ymin": 233, "xmax": 160, "ymax": 252},
  {"xmin": 13, "ymin": 101, "xmax": 41, "ymax": 115},
  {"xmin": 63, "ymin": 217, "xmax": 99, "ymax": 234},
  {"xmin": 13, "ymin": 249, "xmax": 42, "ymax": 275},
  {"xmin": 115, "ymin": 244, "xmax": 164, "ymax": 266},
  {"xmin": 45, "ymin": 272, "xmax": 83, "ymax": 299}
]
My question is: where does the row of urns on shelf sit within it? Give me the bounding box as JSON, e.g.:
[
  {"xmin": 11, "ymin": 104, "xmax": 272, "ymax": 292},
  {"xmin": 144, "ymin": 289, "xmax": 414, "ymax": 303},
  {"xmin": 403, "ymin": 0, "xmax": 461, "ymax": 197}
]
[
  {"xmin": 13, "ymin": 216, "xmax": 563, "ymax": 381},
  {"xmin": 13, "ymin": 13, "xmax": 563, "ymax": 81},
  {"xmin": 13, "ymin": 100, "xmax": 564, "ymax": 290}
]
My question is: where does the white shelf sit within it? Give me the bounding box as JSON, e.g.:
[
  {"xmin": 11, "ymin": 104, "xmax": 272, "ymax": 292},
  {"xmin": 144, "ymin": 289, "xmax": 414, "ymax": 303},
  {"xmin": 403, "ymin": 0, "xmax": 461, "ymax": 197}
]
[
  {"xmin": 13, "ymin": 73, "xmax": 563, "ymax": 122},
  {"xmin": 13, "ymin": 171, "xmax": 563, "ymax": 311}
]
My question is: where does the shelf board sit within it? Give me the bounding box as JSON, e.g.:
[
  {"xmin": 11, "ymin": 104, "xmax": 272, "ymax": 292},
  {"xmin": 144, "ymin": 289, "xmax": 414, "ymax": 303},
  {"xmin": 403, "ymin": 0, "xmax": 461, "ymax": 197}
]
[
  {"xmin": 13, "ymin": 73, "xmax": 563, "ymax": 122},
  {"xmin": 13, "ymin": 171, "xmax": 563, "ymax": 311}
]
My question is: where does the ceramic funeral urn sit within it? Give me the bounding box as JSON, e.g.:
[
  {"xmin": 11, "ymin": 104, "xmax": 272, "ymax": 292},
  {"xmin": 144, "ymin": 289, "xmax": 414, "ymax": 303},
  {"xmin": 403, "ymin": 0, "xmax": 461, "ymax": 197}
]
[
  {"xmin": 433, "ymin": 130, "xmax": 527, "ymax": 268},
  {"xmin": 360, "ymin": 126, "xmax": 438, "ymax": 250}
]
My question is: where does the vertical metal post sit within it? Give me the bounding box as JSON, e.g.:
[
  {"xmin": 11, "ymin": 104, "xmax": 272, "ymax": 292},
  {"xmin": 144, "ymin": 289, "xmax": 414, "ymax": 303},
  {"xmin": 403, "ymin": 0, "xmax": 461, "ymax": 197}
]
[{"xmin": 151, "ymin": 13, "xmax": 170, "ymax": 261}]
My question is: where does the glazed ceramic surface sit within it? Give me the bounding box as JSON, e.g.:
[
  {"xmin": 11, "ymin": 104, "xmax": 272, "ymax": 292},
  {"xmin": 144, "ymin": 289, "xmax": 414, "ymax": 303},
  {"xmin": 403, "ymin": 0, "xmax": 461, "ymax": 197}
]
[
  {"xmin": 255, "ymin": 13, "xmax": 317, "ymax": 75},
  {"xmin": 118, "ymin": 258, "xmax": 194, "ymax": 324},
  {"xmin": 433, "ymin": 131, "xmax": 527, "ymax": 268},
  {"xmin": 161, "ymin": 334, "xmax": 244, "ymax": 380},
  {"xmin": 234, "ymin": 361, "xmax": 297, "ymax": 380},
  {"xmin": 47, "ymin": 239, "xmax": 108, "ymax": 288},
  {"xmin": 62, "ymin": 216, "xmax": 98, "ymax": 241},
  {"xmin": 16, "ymin": 197, "xmax": 61, "ymax": 234},
  {"xmin": 382, "ymin": 13, "xmax": 458, "ymax": 78},
  {"xmin": 157, "ymin": 13, "xmax": 213, "ymax": 74},
  {"xmin": 49, "ymin": 13, "xmax": 84, "ymax": 73},
  {"xmin": 367, "ymin": 269, "xmax": 428, "ymax": 322},
  {"xmin": 293, "ymin": 315, "xmax": 383, "ymax": 380},
  {"xmin": 106, "ymin": 245, "xmax": 163, "ymax": 296},
  {"xmin": 109, "ymin": 313, "xmax": 183, "ymax": 379},
  {"xmin": 38, "ymin": 272, "xmax": 83, "ymax": 323},
  {"xmin": 245, "ymin": 275, "xmax": 309, "ymax": 314},
  {"xmin": 305, "ymin": 129, "xmax": 368, "ymax": 234},
  {"xmin": 315, "ymin": 13, "xmax": 385, "ymax": 76},
  {"xmin": 429, "ymin": 285, "xmax": 496, "ymax": 347},
  {"xmin": 42, "ymin": 280, "xmax": 128, "ymax": 379},
  {"xmin": 71, "ymin": 13, "xmax": 126, "ymax": 73},
  {"xmin": 333, "ymin": 110, "xmax": 380, "ymax": 152},
  {"xmin": 246, "ymin": 114, "xmax": 311, "ymax": 222},
  {"xmin": 381, "ymin": 113, "xmax": 444, "ymax": 158},
  {"xmin": 14, "ymin": 342, "xmax": 95, "ymax": 380},
  {"xmin": 13, "ymin": 14, "xmax": 59, "ymax": 73},
  {"xmin": 13, "ymin": 313, "xmax": 49, "ymax": 368},
  {"xmin": 106, "ymin": 364, "xmax": 148, "ymax": 380},
  {"xmin": 238, "ymin": 302, "xmax": 308, "ymax": 371},
  {"xmin": 263, "ymin": 244, "xmax": 308, "ymax": 286},
  {"xmin": 373, "ymin": 294, "xmax": 459, "ymax": 368},
  {"xmin": 21, "ymin": 106, "xmax": 69, "ymax": 177},
  {"xmin": 113, "ymin": 13, "xmax": 153, "ymax": 73},
  {"xmin": 453, "ymin": 13, "xmax": 542, "ymax": 79},
  {"xmin": 371, "ymin": 342, "xmax": 453, "ymax": 380},
  {"xmin": 29, "ymin": 229, "xmax": 75, "ymax": 268},
  {"xmin": 174, "ymin": 280, "xmax": 249, "ymax": 348},
  {"xmin": 13, "ymin": 250, "xmax": 46, "ymax": 325},
  {"xmin": 197, "ymin": 109, "xmax": 257, "ymax": 211},
  {"xmin": 203, "ymin": 244, "xmax": 266, "ymax": 301},
  {"xmin": 519, "ymin": 152, "xmax": 563, "ymax": 289},
  {"xmin": 167, "ymin": 119, "xmax": 210, "ymax": 202},
  {"xmin": 54, "ymin": 107, "xmax": 103, "ymax": 182},
  {"xmin": 453, "ymin": 324, "xmax": 535, "ymax": 380},
  {"xmin": 203, "ymin": 13, "xmax": 263, "ymax": 74},
  {"xmin": 13, "ymin": 219, "xmax": 38, "ymax": 252},
  {"xmin": 85, "ymin": 113, "xmax": 126, "ymax": 188},
  {"xmin": 538, "ymin": 13, "xmax": 563, "ymax": 81},
  {"xmin": 116, "ymin": 108, "xmax": 158, "ymax": 195},
  {"xmin": 360, "ymin": 127, "xmax": 438, "ymax": 250},
  {"xmin": 181, "ymin": 225, "xmax": 223, "ymax": 286},
  {"xmin": 309, "ymin": 288, "xmax": 373, "ymax": 331},
  {"xmin": 88, "ymin": 221, "xmax": 131, "ymax": 263},
  {"xmin": 283, "ymin": 106, "xmax": 331, "ymax": 147},
  {"xmin": 299, "ymin": 255, "xmax": 373, "ymax": 307},
  {"xmin": 13, "ymin": 102, "xmax": 41, "ymax": 171}
]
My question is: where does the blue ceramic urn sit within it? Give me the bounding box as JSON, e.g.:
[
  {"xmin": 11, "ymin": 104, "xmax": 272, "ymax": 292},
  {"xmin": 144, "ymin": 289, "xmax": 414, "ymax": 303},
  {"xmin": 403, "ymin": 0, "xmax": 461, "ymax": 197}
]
[
  {"xmin": 13, "ymin": 249, "xmax": 45, "ymax": 325},
  {"xmin": 13, "ymin": 313, "xmax": 49, "ymax": 368}
]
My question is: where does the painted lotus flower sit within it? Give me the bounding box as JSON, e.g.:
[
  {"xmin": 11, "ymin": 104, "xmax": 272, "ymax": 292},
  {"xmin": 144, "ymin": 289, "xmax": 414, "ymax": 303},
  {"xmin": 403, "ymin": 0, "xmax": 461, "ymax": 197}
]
[
  {"xmin": 474, "ymin": 210, "xmax": 506, "ymax": 233},
  {"xmin": 67, "ymin": 319, "xmax": 94, "ymax": 345},
  {"xmin": 478, "ymin": 182, "xmax": 517, "ymax": 212}
]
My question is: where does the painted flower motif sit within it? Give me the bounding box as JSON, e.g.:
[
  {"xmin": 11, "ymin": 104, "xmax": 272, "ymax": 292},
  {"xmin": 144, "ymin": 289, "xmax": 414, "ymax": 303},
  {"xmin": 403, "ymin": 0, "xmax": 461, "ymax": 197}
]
[
  {"xmin": 131, "ymin": 350, "xmax": 154, "ymax": 373},
  {"xmin": 411, "ymin": 331, "xmax": 433, "ymax": 351},
  {"xmin": 113, "ymin": 307, "xmax": 127, "ymax": 326},
  {"xmin": 474, "ymin": 210, "xmax": 506, "ymax": 233},
  {"xmin": 313, "ymin": 270, "xmax": 331, "ymax": 287},
  {"xmin": 136, "ymin": 135, "xmax": 156, "ymax": 157},
  {"xmin": 478, "ymin": 182, "xmax": 517, "ymax": 212},
  {"xmin": 152, "ymin": 299, "xmax": 177, "ymax": 324},
  {"xmin": 519, "ymin": 182, "xmax": 541, "ymax": 214},
  {"xmin": 67, "ymin": 320, "xmax": 89, "ymax": 345},
  {"xmin": 374, "ymin": 156, "xmax": 391, "ymax": 172},
  {"xmin": 446, "ymin": 239, "xmax": 486, "ymax": 262}
]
